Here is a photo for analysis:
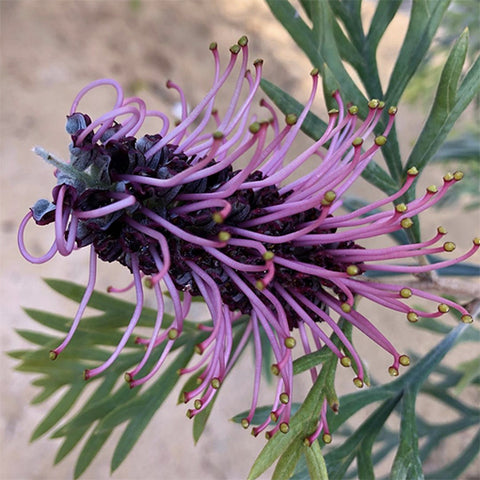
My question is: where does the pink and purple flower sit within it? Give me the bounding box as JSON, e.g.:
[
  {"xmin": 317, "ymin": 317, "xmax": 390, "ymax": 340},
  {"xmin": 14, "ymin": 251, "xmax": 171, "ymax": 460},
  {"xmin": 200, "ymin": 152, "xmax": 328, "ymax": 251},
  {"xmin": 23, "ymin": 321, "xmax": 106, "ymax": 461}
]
[{"xmin": 18, "ymin": 37, "xmax": 478, "ymax": 442}]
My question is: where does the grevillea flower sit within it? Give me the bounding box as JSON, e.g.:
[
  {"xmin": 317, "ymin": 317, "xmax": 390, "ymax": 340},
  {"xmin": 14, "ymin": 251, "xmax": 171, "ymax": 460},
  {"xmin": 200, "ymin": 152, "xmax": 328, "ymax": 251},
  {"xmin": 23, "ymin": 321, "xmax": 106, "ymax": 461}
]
[{"xmin": 18, "ymin": 37, "xmax": 478, "ymax": 443}]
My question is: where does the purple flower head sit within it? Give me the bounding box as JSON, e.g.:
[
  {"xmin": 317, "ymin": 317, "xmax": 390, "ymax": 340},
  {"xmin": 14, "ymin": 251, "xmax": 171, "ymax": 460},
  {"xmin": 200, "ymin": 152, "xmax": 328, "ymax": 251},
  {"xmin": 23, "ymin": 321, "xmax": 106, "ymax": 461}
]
[{"xmin": 18, "ymin": 37, "xmax": 479, "ymax": 442}]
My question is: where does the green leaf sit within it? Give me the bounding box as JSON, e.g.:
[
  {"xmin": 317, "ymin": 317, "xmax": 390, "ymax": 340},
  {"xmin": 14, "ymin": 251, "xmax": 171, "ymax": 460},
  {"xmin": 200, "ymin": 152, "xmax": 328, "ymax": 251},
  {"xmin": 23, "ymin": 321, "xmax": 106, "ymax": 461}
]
[
  {"xmin": 329, "ymin": 16, "xmax": 365, "ymax": 74},
  {"xmin": 44, "ymin": 278, "xmax": 136, "ymax": 313},
  {"xmin": 422, "ymin": 383, "xmax": 480, "ymax": 417},
  {"xmin": 385, "ymin": 0, "xmax": 450, "ymax": 106},
  {"xmin": 272, "ymin": 435, "xmax": 305, "ymax": 480},
  {"xmin": 326, "ymin": 384, "xmax": 397, "ymax": 433},
  {"xmin": 15, "ymin": 328, "xmax": 58, "ymax": 347},
  {"xmin": 74, "ymin": 427, "xmax": 111, "ymax": 479},
  {"xmin": 320, "ymin": 63, "xmax": 341, "ymax": 109},
  {"xmin": 53, "ymin": 382, "xmax": 139, "ymax": 439},
  {"xmin": 311, "ymin": 0, "xmax": 368, "ymax": 110},
  {"xmin": 248, "ymin": 349, "xmax": 340, "ymax": 480},
  {"xmin": 396, "ymin": 323, "xmax": 470, "ymax": 388},
  {"xmin": 327, "ymin": 0, "xmax": 363, "ymax": 45},
  {"xmin": 418, "ymin": 415, "xmax": 479, "ymax": 464},
  {"xmin": 453, "ymin": 355, "xmax": 480, "ymax": 394},
  {"xmin": 390, "ymin": 388, "xmax": 424, "ymax": 480},
  {"xmin": 406, "ymin": 29, "xmax": 475, "ymax": 173},
  {"xmin": 14, "ymin": 279, "xmax": 215, "ymax": 478},
  {"xmin": 192, "ymin": 398, "xmax": 216, "ymax": 444},
  {"xmin": 23, "ymin": 308, "xmax": 72, "ymax": 333},
  {"xmin": 31, "ymin": 384, "xmax": 85, "ymax": 441},
  {"xmin": 293, "ymin": 347, "xmax": 331, "ymax": 375},
  {"xmin": 109, "ymin": 344, "xmax": 194, "ymax": 472},
  {"xmin": 304, "ymin": 440, "xmax": 329, "ymax": 480},
  {"xmin": 265, "ymin": 0, "xmax": 366, "ymax": 112},
  {"xmin": 53, "ymin": 375, "xmax": 118, "ymax": 464},
  {"xmin": 367, "ymin": 0, "xmax": 403, "ymax": 51},
  {"xmin": 325, "ymin": 395, "xmax": 401, "ymax": 480},
  {"xmin": 31, "ymin": 381, "xmax": 65, "ymax": 405},
  {"xmin": 424, "ymin": 428, "xmax": 480, "ymax": 480},
  {"xmin": 248, "ymin": 393, "xmax": 322, "ymax": 479}
]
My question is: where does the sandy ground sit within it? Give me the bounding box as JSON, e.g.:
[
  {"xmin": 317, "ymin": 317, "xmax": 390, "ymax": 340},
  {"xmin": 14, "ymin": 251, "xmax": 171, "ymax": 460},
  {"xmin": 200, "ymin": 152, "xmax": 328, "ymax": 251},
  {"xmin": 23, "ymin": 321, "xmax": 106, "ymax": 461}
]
[{"xmin": 1, "ymin": 1, "xmax": 479, "ymax": 479}]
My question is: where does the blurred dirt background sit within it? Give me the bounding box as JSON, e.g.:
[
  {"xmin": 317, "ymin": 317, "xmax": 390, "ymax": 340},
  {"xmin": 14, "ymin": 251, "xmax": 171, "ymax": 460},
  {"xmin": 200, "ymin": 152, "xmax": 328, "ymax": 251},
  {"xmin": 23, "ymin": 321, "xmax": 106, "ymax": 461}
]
[{"xmin": 1, "ymin": 1, "xmax": 479, "ymax": 479}]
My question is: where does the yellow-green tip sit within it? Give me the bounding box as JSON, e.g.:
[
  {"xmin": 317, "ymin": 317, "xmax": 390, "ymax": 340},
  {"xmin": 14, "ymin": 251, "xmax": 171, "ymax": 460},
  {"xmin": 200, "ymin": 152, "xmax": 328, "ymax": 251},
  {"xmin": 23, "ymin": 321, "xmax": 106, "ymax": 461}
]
[
  {"xmin": 263, "ymin": 250, "xmax": 275, "ymax": 261},
  {"xmin": 285, "ymin": 113, "xmax": 297, "ymax": 125},
  {"xmin": 280, "ymin": 422, "xmax": 290, "ymax": 434},
  {"xmin": 438, "ymin": 303, "xmax": 450, "ymax": 314},
  {"xmin": 340, "ymin": 356, "xmax": 351, "ymax": 367},
  {"xmin": 407, "ymin": 312, "xmax": 418, "ymax": 323},
  {"xmin": 212, "ymin": 212, "xmax": 224, "ymax": 224},
  {"xmin": 443, "ymin": 242, "xmax": 456, "ymax": 252},
  {"xmin": 341, "ymin": 302, "xmax": 352, "ymax": 313},
  {"xmin": 388, "ymin": 366, "xmax": 399, "ymax": 377},
  {"xmin": 218, "ymin": 231, "xmax": 231, "ymax": 242},
  {"xmin": 346, "ymin": 265, "xmax": 360, "ymax": 276},
  {"xmin": 401, "ymin": 218, "xmax": 414, "ymax": 229},
  {"xmin": 399, "ymin": 355, "xmax": 410, "ymax": 367},
  {"xmin": 168, "ymin": 328, "xmax": 179, "ymax": 340},
  {"xmin": 400, "ymin": 288, "xmax": 412, "ymax": 299},
  {"xmin": 395, "ymin": 203, "xmax": 408, "ymax": 213},
  {"xmin": 249, "ymin": 122, "xmax": 261, "ymax": 134},
  {"xmin": 229, "ymin": 44, "xmax": 241, "ymax": 55},
  {"xmin": 321, "ymin": 190, "xmax": 336, "ymax": 206},
  {"xmin": 353, "ymin": 377, "xmax": 364, "ymax": 388},
  {"xmin": 238, "ymin": 35, "xmax": 248, "ymax": 47},
  {"xmin": 279, "ymin": 392, "xmax": 289, "ymax": 404}
]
